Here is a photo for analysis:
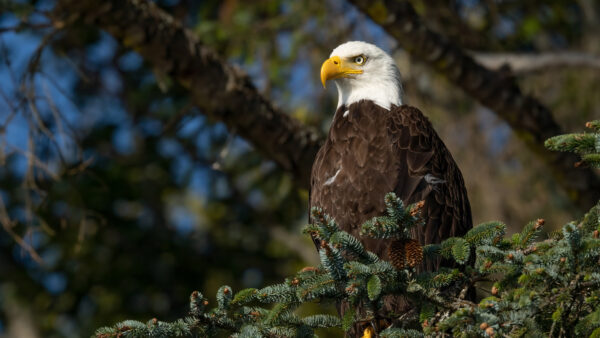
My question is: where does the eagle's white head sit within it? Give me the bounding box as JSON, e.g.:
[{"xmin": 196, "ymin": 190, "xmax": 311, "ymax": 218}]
[{"xmin": 321, "ymin": 41, "xmax": 403, "ymax": 110}]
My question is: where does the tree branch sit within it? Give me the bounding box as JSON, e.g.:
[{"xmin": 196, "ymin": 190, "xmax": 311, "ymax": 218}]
[
  {"xmin": 473, "ymin": 51, "xmax": 600, "ymax": 74},
  {"xmin": 348, "ymin": 0, "xmax": 600, "ymax": 209},
  {"xmin": 53, "ymin": 0, "xmax": 322, "ymax": 189}
]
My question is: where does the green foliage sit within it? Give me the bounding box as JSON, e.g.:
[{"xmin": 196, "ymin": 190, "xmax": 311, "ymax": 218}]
[
  {"xmin": 231, "ymin": 288, "xmax": 258, "ymax": 306},
  {"xmin": 379, "ymin": 327, "xmax": 424, "ymax": 337},
  {"xmin": 217, "ymin": 285, "xmax": 233, "ymax": 309},
  {"xmin": 367, "ymin": 275, "xmax": 382, "ymax": 301},
  {"xmin": 96, "ymin": 122, "xmax": 600, "ymax": 337},
  {"xmin": 94, "ymin": 197, "xmax": 427, "ymax": 337},
  {"xmin": 513, "ymin": 219, "xmax": 544, "ymax": 248},
  {"xmin": 545, "ymin": 119, "xmax": 600, "ymax": 168},
  {"xmin": 439, "ymin": 237, "xmax": 470, "ymax": 264},
  {"xmin": 302, "ymin": 315, "xmax": 341, "ymax": 328},
  {"xmin": 341, "ymin": 307, "xmax": 355, "ymax": 332},
  {"xmin": 96, "ymin": 195, "xmax": 600, "ymax": 337},
  {"xmin": 464, "ymin": 221, "xmax": 506, "ymax": 246},
  {"xmin": 360, "ymin": 193, "xmax": 423, "ymax": 239},
  {"xmin": 330, "ymin": 231, "xmax": 372, "ymax": 262},
  {"xmin": 95, "ymin": 318, "xmax": 194, "ymax": 338}
]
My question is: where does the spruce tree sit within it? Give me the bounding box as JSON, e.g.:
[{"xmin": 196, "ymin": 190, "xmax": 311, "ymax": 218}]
[{"xmin": 96, "ymin": 121, "xmax": 600, "ymax": 337}]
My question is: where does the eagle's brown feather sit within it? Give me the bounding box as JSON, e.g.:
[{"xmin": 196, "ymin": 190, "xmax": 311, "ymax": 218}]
[
  {"xmin": 310, "ymin": 100, "xmax": 471, "ymax": 257},
  {"xmin": 309, "ymin": 100, "xmax": 472, "ymax": 333}
]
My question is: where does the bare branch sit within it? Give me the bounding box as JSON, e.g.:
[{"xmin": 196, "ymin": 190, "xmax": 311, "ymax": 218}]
[
  {"xmin": 7, "ymin": 145, "xmax": 61, "ymax": 181},
  {"xmin": 0, "ymin": 23, "xmax": 53, "ymax": 34},
  {"xmin": 0, "ymin": 195, "xmax": 44, "ymax": 264},
  {"xmin": 473, "ymin": 51, "xmax": 600, "ymax": 74}
]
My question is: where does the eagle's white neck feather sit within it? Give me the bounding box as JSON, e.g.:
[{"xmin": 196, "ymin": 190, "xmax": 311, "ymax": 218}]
[
  {"xmin": 330, "ymin": 41, "xmax": 403, "ymax": 111},
  {"xmin": 334, "ymin": 71, "xmax": 403, "ymax": 110}
]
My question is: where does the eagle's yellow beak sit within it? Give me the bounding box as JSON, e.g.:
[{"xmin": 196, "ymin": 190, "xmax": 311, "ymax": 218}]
[{"xmin": 320, "ymin": 56, "xmax": 363, "ymax": 88}]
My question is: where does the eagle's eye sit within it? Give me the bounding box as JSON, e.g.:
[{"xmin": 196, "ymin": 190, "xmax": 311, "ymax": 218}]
[{"xmin": 353, "ymin": 55, "xmax": 366, "ymax": 65}]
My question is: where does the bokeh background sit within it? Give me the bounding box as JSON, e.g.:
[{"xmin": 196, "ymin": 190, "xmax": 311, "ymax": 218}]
[{"xmin": 0, "ymin": 0, "xmax": 599, "ymax": 337}]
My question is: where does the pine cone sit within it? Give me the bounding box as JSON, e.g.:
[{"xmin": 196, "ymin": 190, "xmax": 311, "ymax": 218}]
[
  {"xmin": 405, "ymin": 239, "xmax": 423, "ymax": 268},
  {"xmin": 389, "ymin": 239, "xmax": 424, "ymax": 269},
  {"xmin": 388, "ymin": 240, "xmax": 406, "ymax": 270}
]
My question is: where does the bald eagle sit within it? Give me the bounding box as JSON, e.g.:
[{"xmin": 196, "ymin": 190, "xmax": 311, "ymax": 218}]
[{"xmin": 310, "ymin": 41, "xmax": 472, "ymax": 334}]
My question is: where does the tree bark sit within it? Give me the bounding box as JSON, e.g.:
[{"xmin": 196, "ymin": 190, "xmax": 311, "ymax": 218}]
[
  {"xmin": 54, "ymin": 0, "xmax": 322, "ymax": 190},
  {"xmin": 348, "ymin": 0, "xmax": 600, "ymax": 209}
]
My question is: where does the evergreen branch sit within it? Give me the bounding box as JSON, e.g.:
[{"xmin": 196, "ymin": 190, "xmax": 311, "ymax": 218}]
[
  {"xmin": 95, "ymin": 200, "xmax": 600, "ymax": 337},
  {"xmin": 361, "ymin": 216, "xmax": 404, "ymax": 239},
  {"xmin": 546, "ymin": 120, "xmax": 600, "ymax": 170},
  {"xmin": 582, "ymin": 153, "xmax": 600, "ymax": 169},
  {"xmin": 464, "ymin": 221, "xmax": 506, "ymax": 246},
  {"xmin": 515, "ymin": 218, "xmax": 544, "ymax": 249},
  {"xmin": 545, "ymin": 133, "xmax": 597, "ymax": 154},
  {"xmin": 360, "ymin": 193, "xmax": 424, "ymax": 239},
  {"xmin": 587, "ymin": 121, "xmax": 600, "ymax": 132},
  {"xmin": 302, "ymin": 314, "xmax": 341, "ymax": 328},
  {"xmin": 96, "ymin": 123, "xmax": 600, "ymax": 337}
]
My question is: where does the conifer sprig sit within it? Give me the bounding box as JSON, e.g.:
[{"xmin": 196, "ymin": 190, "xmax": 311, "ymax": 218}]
[
  {"xmin": 545, "ymin": 119, "xmax": 600, "ymax": 168},
  {"xmin": 360, "ymin": 193, "xmax": 424, "ymax": 239},
  {"xmin": 95, "ymin": 200, "xmax": 600, "ymax": 338}
]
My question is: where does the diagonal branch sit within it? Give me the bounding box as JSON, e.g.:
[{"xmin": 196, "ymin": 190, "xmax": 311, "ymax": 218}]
[
  {"xmin": 473, "ymin": 51, "xmax": 600, "ymax": 75},
  {"xmin": 348, "ymin": 0, "xmax": 600, "ymax": 209},
  {"xmin": 53, "ymin": 0, "xmax": 322, "ymax": 189}
]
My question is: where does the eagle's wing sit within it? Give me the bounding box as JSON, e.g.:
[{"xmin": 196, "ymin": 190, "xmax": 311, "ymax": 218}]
[{"xmin": 389, "ymin": 105, "xmax": 472, "ymax": 247}]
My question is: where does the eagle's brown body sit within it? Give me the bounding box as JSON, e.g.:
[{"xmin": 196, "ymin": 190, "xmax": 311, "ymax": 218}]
[
  {"xmin": 311, "ymin": 100, "xmax": 472, "ymax": 254},
  {"xmin": 310, "ymin": 100, "xmax": 472, "ymax": 333}
]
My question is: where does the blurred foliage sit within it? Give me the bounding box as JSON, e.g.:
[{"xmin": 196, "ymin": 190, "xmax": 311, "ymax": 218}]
[{"xmin": 0, "ymin": 0, "xmax": 599, "ymax": 337}]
